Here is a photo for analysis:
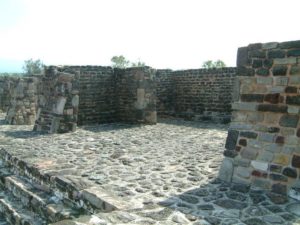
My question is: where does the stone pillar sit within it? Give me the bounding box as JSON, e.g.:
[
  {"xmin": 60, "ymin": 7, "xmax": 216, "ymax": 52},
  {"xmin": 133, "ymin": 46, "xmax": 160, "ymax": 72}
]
[
  {"xmin": 5, "ymin": 77, "xmax": 39, "ymax": 125},
  {"xmin": 219, "ymin": 40, "xmax": 300, "ymax": 196},
  {"xmin": 33, "ymin": 66, "xmax": 79, "ymax": 133},
  {"xmin": 116, "ymin": 67, "xmax": 157, "ymax": 124}
]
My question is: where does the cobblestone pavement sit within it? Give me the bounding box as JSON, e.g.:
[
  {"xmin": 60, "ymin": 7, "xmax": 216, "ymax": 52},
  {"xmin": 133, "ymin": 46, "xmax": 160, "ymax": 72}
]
[{"xmin": 0, "ymin": 114, "xmax": 299, "ymax": 224}]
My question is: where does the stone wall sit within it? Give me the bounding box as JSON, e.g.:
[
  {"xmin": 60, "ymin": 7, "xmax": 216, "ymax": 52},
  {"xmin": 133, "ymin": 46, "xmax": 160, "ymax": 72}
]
[
  {"xmin": 0, "ymin": 76, "xmax": 39, "ymax": 125},
  {"xmin": 219, "ymin": 40, "xmax": 300, "ymax": 195},
  {"xmin": 33, "ymin": 67, "xmax": 79, "ymax": 133},
  {"xmin": 156, "ymin": 68, "xmax": 237, "ymax": 122},
  {"xmin": 55, "ymin": 66, "xmax": 117, "ymax": 125}
]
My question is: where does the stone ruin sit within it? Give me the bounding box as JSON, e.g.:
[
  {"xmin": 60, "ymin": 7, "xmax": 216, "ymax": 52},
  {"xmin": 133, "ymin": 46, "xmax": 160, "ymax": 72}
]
[{"xmin": 0, "ymin": 40, "xmax": 299, "ymax": 195}]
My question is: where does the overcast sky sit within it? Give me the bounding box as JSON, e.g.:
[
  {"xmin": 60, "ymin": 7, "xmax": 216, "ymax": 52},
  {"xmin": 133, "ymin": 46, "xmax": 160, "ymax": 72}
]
[{"xmin": 0, "ymin": 0, "xmax": 299, "ymax": 72}]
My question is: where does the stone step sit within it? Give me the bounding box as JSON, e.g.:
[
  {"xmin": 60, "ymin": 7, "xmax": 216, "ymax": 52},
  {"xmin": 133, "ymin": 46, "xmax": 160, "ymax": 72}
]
[
  {"xmin": 0, "ymin": 188, "xmax": 46, "ymax": 225},
  {"xmin": 2, "ymin": 174, "xmax": 81, "ymax": 223},
  {"xmin": 0, "ymin": 151, "xmax": 132, "ymax": 216}
]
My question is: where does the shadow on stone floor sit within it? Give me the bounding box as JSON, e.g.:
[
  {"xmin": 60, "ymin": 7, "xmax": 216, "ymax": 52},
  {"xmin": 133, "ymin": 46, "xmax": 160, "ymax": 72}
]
[
  {"xmin": 3, "ymin": 130, "xmax": 47, "ymax": 139},
  {"xmin": 80, "ymin": 123, "xmax": 142, "ymax": 133},
  {"xmin": 157, "ymin": 118, "xmax": 229, "ymax": 131},
  {"xmin": 158, "ymin": 179, "xmax": 300, "ymax": 225}
]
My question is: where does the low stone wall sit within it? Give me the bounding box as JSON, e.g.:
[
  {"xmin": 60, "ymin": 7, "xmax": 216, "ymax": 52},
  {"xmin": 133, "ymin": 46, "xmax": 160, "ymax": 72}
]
[
  {"xmin": 156, "ymin": 68, "xmax": 237, "ymax": 123},
  {"xmin": 220, "ymin": 40, "xmax": 300, "ymax": 195},
  {"xmin": 33, "ymin": 67, "xmax": 79, "ymax": 133},
  {"xmin": 0, "ymin": 76, "xmax": 39, "ymax": 125}
]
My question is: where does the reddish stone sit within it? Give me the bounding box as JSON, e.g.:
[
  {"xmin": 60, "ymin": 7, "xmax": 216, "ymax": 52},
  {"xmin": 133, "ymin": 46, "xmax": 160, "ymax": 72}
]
[
  {"xmin": 252, "ymin": 170, "xmax": 267, "ymax": 178},
  {"xmin": 239, "ymin": 139, "xmax": 247, "ymax": 146},
  {"xmin": 264, "ymin": 93, "xmax": 280, "ymax": 104},
  {"xmin": 292, "ymin": 155, "xmax": 300, "ymax": 168},
  {"xmin": 235, "ymin": 146, "xmax": 242, "ymax": 152},
  {"xmin": 275, "ymin": 136, "xmax": 285, "ymax": 144}
]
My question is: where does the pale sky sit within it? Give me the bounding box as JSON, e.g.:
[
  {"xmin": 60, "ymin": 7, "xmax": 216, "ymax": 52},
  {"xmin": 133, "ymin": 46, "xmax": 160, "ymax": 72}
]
[{"xmin": 0, "ymin": 0, "xmax": 299, "ymax": 72}]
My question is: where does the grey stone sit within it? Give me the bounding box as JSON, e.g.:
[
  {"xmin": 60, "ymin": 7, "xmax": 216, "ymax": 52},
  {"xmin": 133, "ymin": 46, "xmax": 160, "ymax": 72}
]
[
  {"xmin": 214, "ymin": 199, "xmax": 247, "ymax": 209},
  {"xmin": 286, "ymin": 203, "xmax": 300, "ymax": 216}
]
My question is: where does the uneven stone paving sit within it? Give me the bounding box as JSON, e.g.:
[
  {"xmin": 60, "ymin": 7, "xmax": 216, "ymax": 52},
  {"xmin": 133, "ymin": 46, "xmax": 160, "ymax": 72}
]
[{"xmin": 0, "ymin": 114, "xmax": 299, "ymax": 224}]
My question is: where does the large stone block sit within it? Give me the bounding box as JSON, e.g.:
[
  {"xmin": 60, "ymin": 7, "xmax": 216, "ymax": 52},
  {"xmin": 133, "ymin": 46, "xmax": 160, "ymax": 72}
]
[
  {"xmin": 279, "ymin": 115, "xmax": 299, "ymax": 128},
  {"xmin": 225, "ymin": 129, "xmax": 239, "ymax": 150},
  {"xmin": 241, "ymin": 147, "xmax": 259, "ymax": 160},
  {"xmin": 218, "ymin": 158, "xmax": 234, "ymax": 182}
]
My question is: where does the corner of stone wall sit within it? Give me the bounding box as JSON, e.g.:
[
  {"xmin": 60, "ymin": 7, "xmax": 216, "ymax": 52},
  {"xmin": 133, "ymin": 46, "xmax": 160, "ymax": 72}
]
[{"xmin": 219, "ymin": 40, "xmax": 300, "ymax": 196}]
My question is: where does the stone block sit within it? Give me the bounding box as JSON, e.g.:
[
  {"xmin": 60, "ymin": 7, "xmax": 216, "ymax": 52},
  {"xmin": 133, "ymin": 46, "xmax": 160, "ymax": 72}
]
[
  {"xmin": 230, "ymin": 123, "xmax": 253, "ymax": 130},
  {"xmin": 241, "ymin": 147, "xmax": 259, "ymax": 160},
  {"xmin": 279, "ymin": 115, "xmax": 299, "ymax": 128},
  {"xmin": 264, "ymin": 93, "xmax": 280, "ymax": 104},
  {"xmin": 268, "ymin": 50, "xmax": 286, "ymax": 59},
  {"xmin": 275, "ymin": 77, "xmax": 289, "ymax": 86},
  {"xmin": 240, "ymin": 131, "xmax": 258, "ymax": 139},
  {"xmin": 225, "ymin": 129, "xmax": 239, "ymax": 150},
  {"xmin": 279, "ymin": 40, "xmax": 300, "ymax": 49},
  {"xmin": 285, "ymin": 86, "xmax": 298, "ymax": 93},
  {"xmin": 218, "ymin": 158, "xmax": 234, "ymax": 182},
  {"xmin": 273, "ymin": 154, "xmax": 290, "ymax": 165},
  {"xmin": 247, "ymin": 112, "xmax": 264, "ymax": 123},
  {"xmin": 234, "ymin": 156, "xmax": 251, "ymax": 167},
  {"xmin": 290, "ymin": 65, "xmax": 300, "ymax": 75},
  {"xmin": 240, "ymin": 94, "xmax": 264, "ymax": 102},
  {"xmin": 287, "ymin": 49, "xmax": 300, "ymax": 57},
  {"xmin": 272, "ymin": 183, "xmax": 287, "ymax": 195},
  {"xmin": 269, "ymin": 164, "xmax": 282, "ymax": 173},
  {"xmin": 286, "ymin": 96, "xmax": 300, "ymax": 105},
  {"xmin": 288, "ymin": 106, "xmax": 300, "ymax": 114},
  {"xmin": 258, "ymin": 133, "xmax": 275, "ymax": 142},
  {"xmin": 273, "ymin": 65, "xmax": 288, "ymax": 76},
  {"xmin": 253, "ymin": 59, "xmax": 263, "ymax": 68},
  {"xmin": 285, "ymin": 136, "xmax": 299, "ymax": 145},
  {"xmin": 257, "ymin": 151, "xmax": 274, "ymax": 162},
  {"xmin": 262, "ymin": 42, "xmax": 278, "ymax": 50},
  {"xmin": 280, "ymin": 128, "xmax": 295, "ymax": 136},
  {"xmin": 232, "ymin": 102, "xmax": 257, "ymax": 112},
  {"xmin": 269, "ymin": 173, "xmax": 288, "ymax": 182},
  {"xmin": 247, "ymin": 139, "xmax": 265, "ymax": 149},
  {"xmin": 235, "ymin": 166, "xmax": 252, "ymax": 179},
  {"xmin": 252, "ymin": 178, "xmax": 271, "ymax": 189},
  {"xmin": 270, "ymin": 86, "xmax": 285, "ymax": 93},
  {"xmin": 251, "ymin": 160, "xmax": 269, "ymax": 171},
  {"xmin": 289, "ymin": 75, "xmax": 300, "ymax": 85},
  {"xmin": 237, "ymin": 66, "xmax": 255, "ymax": 76},
  {"xmin": 282, "ymin": 167, "xmax": 297, "ymax": 178},
  {"xmin": 237, "ymin": 47, "xmax": 249, "ymax": 67},
  {"xmin": 72, "ymin": 95, "xmax": 79, "ymax": 107},
  {"xmin": 273, "ymin": 58, "xmax": 297, "ymax": 65},
  {"xmin": 257, "ymin": 104, "xmax": 287, "ymax": 113},
  {"xmin": 292, "ymin": 155, "xmax": 300, "ymax": 168},
  {"xmin": 256, "ymin": 68, "xmax": 270, "ymax": 76},
  {"xmin": 231, "ymin": 112, "xmax": 247, "ymax": 122},
  {"xmin": 257, "ymin": 77, "xmax": 273, "ymax": 85},
  {"xmin": 53, "ymin": 97, "xmax": 67, "ymax": 115}
]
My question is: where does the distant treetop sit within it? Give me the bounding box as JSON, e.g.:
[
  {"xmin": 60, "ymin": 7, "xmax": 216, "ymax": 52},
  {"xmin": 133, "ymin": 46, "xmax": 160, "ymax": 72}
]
[
  {"xmin": 23, "ymin": 59, "xmax": 44, "ymax": 75},
  {"xmin": 202, "ymin": 60, "xmax": 226, "ymax": 69},
  {"xmin": 111, "ymin": 55, "xmax": 146, "ymax": 68}
]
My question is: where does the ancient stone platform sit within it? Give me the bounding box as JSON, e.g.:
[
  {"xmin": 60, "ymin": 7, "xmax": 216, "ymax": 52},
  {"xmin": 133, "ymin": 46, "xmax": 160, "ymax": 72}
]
[{"xmin": 0, "ymin": 113, "xmax": 299, "ymax": 225}]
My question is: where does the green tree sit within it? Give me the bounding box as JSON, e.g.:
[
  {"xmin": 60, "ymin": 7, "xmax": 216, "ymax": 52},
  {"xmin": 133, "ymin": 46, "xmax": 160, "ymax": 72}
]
[
  {"xmin": 131, "ymin": 59, "xmax": 146, "ymax": 67},
  {"xmin": 23, "ymin": 59, "xmax": 44, "ymax": 75},
  {"xmin": 202, "ymin": 60, "xmax": 226, "ymax": 69},
  {"xmin": 111, "ymin": 55, "xmax": 130, "ymax": 68}
]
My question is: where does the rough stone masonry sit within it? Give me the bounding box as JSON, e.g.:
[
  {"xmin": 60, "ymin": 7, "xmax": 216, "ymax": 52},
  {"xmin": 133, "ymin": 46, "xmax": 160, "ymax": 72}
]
[{"xmin": 219, "ymin": 40, "xmax": 300, "ymax": 196}]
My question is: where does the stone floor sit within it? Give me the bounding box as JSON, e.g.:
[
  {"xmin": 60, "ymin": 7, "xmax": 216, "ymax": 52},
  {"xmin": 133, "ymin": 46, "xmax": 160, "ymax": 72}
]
[{"xmin": 0, "ymin": 113, "xmax": 299, "ymax": 225}]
